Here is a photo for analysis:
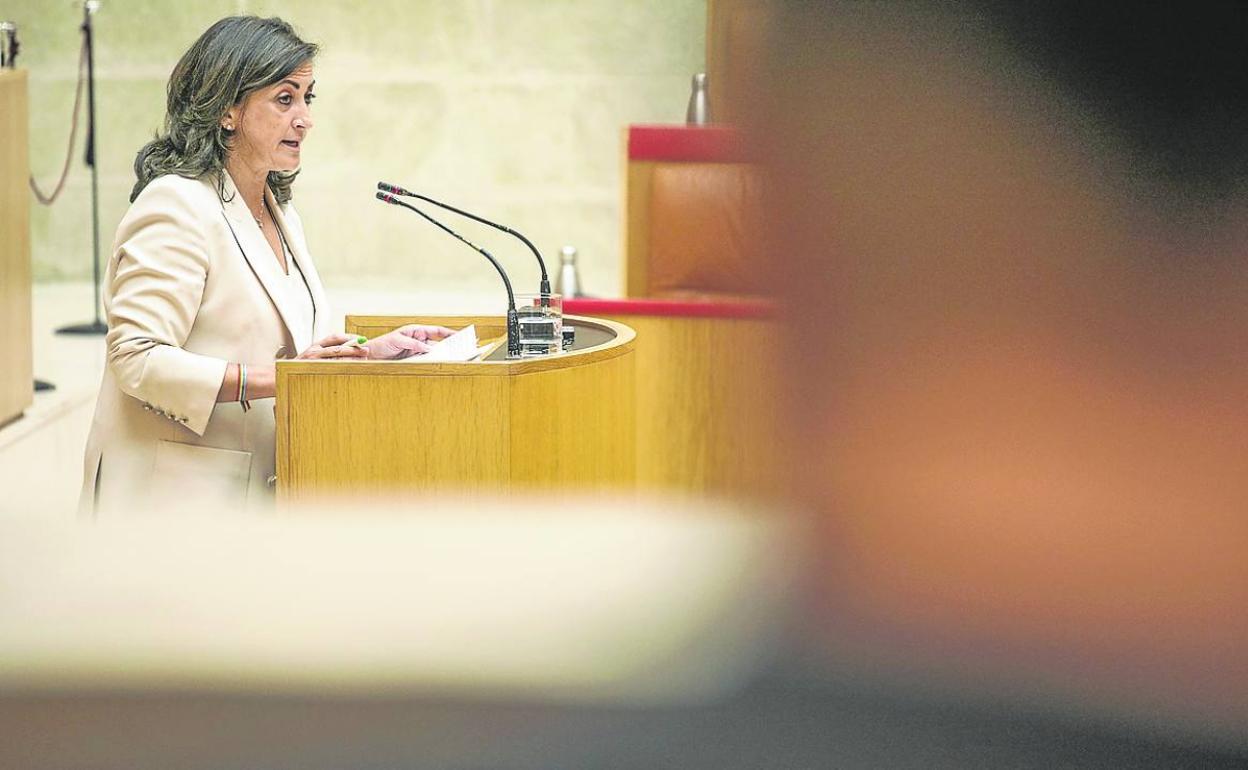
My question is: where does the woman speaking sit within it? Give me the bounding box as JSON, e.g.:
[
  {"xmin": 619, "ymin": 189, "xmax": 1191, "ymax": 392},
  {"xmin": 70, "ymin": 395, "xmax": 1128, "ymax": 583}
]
[{"xmin": 81, "ymin": 16, "xmax": 448, "ymax": 515}]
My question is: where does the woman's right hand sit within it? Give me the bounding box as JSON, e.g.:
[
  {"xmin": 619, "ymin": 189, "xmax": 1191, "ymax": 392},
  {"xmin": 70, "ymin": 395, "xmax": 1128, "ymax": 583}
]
[{"xmin": 296, "ymin": 333, "xmax": 371, "ymax": 360}]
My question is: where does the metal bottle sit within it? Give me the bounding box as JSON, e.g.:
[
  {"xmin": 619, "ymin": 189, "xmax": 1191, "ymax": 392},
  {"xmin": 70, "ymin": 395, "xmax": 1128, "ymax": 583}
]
[
  {"xmin": 686, "ymin": 72, "xmax": 710, "ymax": 125},
  {"xmin": 556, "ymin": 245, "xmax": 583, "ymax": 298},
  {"xmin": 0, "ymin": 22, "xmax": 19, "ymax": 68}
]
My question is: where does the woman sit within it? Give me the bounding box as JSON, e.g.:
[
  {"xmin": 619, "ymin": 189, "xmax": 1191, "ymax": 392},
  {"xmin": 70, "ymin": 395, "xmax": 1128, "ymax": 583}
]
[{"xmin": 80, "ymin": 16, "xmax": 449, "ymax": 515}]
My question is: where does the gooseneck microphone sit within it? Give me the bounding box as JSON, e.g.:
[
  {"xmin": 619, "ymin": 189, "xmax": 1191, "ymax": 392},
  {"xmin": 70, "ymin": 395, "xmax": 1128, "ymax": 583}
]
[
  {"xmin": 375, "ymin": 191, "xmax": 521, "ymax": 358},
  {"xmin": 377, "ymin": 182, "xmax": 551, "ymax": 296}
]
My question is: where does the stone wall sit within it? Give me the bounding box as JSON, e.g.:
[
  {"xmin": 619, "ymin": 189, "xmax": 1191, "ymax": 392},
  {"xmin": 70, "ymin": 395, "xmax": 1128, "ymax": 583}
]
[{"xmin": 11, "ymin": 0, "xmax": 705, "ymax": 297}]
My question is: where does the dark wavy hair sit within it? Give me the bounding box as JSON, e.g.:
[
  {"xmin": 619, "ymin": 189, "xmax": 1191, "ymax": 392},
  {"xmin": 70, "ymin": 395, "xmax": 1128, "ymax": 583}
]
[{"xmin": 130, "ymin": 16, "xmax": 317, "ymax": 204}]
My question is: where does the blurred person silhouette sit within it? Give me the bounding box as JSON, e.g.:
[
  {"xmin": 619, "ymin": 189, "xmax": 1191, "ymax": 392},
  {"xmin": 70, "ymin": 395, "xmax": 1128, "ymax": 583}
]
[{"xmin": 753, "ymin": 0, "xmax": 1248, "ymax": 746}]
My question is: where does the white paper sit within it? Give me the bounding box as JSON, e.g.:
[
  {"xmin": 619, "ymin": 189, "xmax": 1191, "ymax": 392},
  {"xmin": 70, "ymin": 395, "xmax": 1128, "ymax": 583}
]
[{"xmin": 410, "ymin": 324, "xmax": 480, "ymax": 362}]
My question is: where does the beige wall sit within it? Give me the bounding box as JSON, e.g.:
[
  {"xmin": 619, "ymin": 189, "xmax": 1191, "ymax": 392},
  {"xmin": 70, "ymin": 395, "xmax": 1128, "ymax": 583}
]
[{"xmin": 11, "ymin": 0, "xmax": 705, "ymax": 297}]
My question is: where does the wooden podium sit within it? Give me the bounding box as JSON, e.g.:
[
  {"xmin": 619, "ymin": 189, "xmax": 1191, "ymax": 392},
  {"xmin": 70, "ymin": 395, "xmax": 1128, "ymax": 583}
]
[
  {"xmin": 276, "ymin": 315, "xmax": 635, "ymax": 499},
  {"xmin": 0, "ymin": 69, "xmax": 33, "ymax": 427}
]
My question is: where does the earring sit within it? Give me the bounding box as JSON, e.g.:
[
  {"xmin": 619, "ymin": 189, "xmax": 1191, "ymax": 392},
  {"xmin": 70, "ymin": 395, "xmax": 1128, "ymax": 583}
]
[{"xmin": 222, "ymin": 123, "xmax": 234, "ymax": 132}]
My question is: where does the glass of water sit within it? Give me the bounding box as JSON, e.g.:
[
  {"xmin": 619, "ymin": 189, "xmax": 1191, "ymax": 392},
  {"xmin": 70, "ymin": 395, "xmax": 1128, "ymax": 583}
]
[{"xmin": 513, "ymin": 292, "xmax": 563, "ymax": 357}]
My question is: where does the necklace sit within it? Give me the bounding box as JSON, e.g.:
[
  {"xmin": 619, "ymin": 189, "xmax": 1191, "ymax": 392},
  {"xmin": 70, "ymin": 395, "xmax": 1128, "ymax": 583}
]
[{"xmin": 252, "ymin": 197, "xmax": 267, "ymax": 230}]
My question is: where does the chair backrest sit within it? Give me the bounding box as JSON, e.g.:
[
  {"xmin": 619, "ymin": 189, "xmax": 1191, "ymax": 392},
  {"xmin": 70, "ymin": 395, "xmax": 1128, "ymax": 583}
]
[{"xmin": 623, "ymin": 125, "xmax": 760, "ymax": 298}]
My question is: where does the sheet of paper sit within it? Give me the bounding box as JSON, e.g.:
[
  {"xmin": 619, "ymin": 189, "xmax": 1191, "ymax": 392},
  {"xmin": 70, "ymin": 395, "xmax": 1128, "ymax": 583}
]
[{"xmin": 411, "ymin": 324, "xmax": 479, "ymax": 362}]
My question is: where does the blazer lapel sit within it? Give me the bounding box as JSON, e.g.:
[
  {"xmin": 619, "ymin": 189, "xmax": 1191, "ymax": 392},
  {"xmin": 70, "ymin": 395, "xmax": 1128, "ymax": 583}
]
[
  {"xmin": 266, "ymin": 189, "xmax": 331, "ymax": 341},
  {"xmin": 219, "ymin": 170, "xmax": 300, "ymax": 347}
]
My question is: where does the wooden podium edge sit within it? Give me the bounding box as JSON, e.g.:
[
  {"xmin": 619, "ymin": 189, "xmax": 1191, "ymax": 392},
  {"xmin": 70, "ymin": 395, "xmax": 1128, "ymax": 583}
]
[{"xmin": 319, "ymin": 314, "xmax": 635, "ymax": 376}]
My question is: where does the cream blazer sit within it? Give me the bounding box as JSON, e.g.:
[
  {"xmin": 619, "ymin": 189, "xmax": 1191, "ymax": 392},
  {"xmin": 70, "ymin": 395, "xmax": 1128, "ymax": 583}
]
[{"xmin": 80, "ymin": 171, "xmax": 331, "ymax": 516}]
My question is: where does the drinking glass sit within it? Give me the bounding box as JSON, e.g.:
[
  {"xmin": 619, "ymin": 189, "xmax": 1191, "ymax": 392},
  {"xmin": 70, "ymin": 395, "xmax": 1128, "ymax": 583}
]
[{"xmin": 514, "ymin": 292, "xmax": 563, "ymax": 357}]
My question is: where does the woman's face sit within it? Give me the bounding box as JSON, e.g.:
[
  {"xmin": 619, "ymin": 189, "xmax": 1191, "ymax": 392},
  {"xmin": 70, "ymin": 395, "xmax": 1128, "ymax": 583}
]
[{"xmin": 223, "ymin": 61, "xmax": 316, "ymax": 175}]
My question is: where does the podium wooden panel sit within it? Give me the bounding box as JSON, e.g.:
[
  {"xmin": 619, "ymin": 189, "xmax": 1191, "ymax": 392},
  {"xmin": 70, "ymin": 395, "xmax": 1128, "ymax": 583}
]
[
  {"xmin": 276, "ymin": 315, "xmax": 635, "ymax": 499},
  {"xmin": 566, "ymin": 299, "xmax": 781, "ymax": 499},
  {"xmin": 0, "ymin": 70, "xmax": 33, "ymax": 427}
]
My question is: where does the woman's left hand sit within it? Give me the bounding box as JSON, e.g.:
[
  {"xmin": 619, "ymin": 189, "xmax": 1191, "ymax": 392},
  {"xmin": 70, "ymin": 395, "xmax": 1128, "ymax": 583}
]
[{"xmin": 364, "ymin": 324, "xmax": 456, "ymax": 360}]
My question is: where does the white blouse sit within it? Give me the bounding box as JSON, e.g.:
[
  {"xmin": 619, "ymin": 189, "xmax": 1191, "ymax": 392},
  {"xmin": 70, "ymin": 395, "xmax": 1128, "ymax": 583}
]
[{"xmin": 276, "ymin": 228, "xmax": 315, "ymax": 353}]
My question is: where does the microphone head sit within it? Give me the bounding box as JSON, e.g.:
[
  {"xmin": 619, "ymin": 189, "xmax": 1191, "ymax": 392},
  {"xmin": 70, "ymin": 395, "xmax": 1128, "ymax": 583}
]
[
  {"xmin": 376, "ymin": 190, "xmax": 396, "ymax": 204},
  {"xmin": 377, "ymin": 181, "xmax": 395, "ymax": 193}
]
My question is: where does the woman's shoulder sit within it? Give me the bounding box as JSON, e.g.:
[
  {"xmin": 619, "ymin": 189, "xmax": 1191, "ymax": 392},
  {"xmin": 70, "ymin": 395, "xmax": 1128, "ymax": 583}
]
[
  {"xmin": 115, "ymin": 173, "xmax": 224, "ymax": 246},
  {"xmin": 134, "ymin": 172, "xmax": 222, "ymax": 208}
]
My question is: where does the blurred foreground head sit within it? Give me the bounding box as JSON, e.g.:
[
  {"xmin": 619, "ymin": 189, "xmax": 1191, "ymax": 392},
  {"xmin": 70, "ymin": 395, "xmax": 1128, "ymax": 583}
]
[{"xmin": 754, "ymin": 1, "xmax": 1248, "ymax": 741}]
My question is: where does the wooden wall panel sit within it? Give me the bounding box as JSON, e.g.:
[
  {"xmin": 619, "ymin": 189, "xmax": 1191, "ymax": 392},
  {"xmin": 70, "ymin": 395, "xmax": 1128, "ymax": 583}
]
[
  {"xmin": 0, "ymin": 70, "xmax": 33, "ymax": 427},
  {"xmin": 707, "ymin": 0, "xmax": 775, "ymax": 126},
  {"xmin": 622, "ymin": 148, "xmax": 654, "ymax": 298}
]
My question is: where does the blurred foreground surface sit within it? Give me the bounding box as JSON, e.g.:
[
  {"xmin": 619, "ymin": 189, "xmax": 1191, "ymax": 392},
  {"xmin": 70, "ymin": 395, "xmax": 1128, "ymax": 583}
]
[
  {"xmin": 1, "ymin": 496, "xmax": 1245, "ymax": 768},
  {"xmin": 0, "ymin": 498, "xmax": 791, "ymax": 701},
  {"xmin": 0, "ymin": 495, "xmax": 787, "ymax": 767},
  {"xmin": 4, "ymin": 678, "xmax": 1246, "ymax": 770}
]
